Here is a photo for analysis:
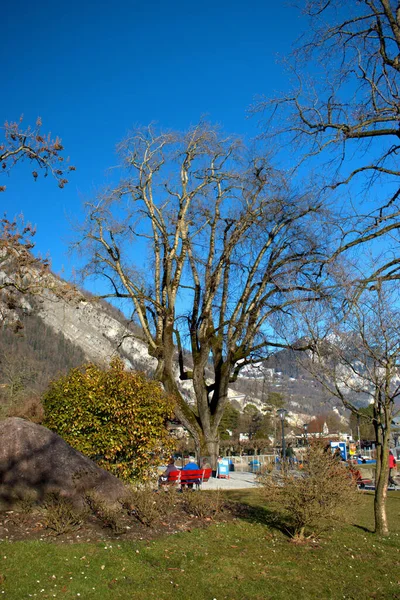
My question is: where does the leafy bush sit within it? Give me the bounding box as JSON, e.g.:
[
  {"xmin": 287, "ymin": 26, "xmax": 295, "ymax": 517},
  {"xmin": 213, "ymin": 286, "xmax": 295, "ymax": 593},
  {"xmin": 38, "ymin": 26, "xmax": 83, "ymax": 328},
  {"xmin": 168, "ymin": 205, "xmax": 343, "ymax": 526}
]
[
  {"xmin": 43, "ymin": 357, "xmax": 176, "ymax": 481},
  {"xmin": 259, "ymin": 443, "xmax": 359, "ymax": 540}
]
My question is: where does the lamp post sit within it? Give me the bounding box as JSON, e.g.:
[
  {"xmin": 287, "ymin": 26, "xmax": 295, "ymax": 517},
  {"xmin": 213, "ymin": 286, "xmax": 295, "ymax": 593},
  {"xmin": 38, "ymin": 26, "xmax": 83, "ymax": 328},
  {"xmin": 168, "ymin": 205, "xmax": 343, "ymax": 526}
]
[
  {"xmin": 277, "ymin": 408, "xmax": 287, "ymax": 462},
  {"xmin": 303, "ymin": 423, "xmax": 308, "ymax": 446},
  {"xmin": 357, "ymin": 414, "xmax": 361, "ymax": 456}
]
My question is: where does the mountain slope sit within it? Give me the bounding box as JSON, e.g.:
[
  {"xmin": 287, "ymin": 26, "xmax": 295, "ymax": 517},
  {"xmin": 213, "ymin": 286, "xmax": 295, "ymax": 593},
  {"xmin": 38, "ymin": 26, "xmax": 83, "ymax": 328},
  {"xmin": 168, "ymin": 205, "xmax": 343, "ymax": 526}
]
[{"xmin": 0, "ymin": 267, "xmax": 346, "ymax": 424}]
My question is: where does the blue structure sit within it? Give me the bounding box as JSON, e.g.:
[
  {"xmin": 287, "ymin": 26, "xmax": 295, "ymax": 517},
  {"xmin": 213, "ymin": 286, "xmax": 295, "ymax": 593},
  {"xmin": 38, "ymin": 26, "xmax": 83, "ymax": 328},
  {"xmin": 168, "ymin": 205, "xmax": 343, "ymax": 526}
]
[
  {"xmin": 330, "ymin": 441, "xmax": 347, "ymax": 460},
  {"xmin": 217, "ymin": 458, "xmax": 230, "ymax": 478},
  {"xmin": 249, "ymin": 459, "xmax": 261, "ymax": 473}
]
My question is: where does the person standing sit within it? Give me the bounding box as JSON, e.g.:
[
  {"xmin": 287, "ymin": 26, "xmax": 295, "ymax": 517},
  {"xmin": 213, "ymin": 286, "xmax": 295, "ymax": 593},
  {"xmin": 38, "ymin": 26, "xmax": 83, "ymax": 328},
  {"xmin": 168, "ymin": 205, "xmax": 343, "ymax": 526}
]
[
  {"xmin": 285, "ymin": 444, "xmax": 295, "ymax": 466},
  {"xmin": 389, "ymin": 451, "xmax": 397, "ymax": 487}
]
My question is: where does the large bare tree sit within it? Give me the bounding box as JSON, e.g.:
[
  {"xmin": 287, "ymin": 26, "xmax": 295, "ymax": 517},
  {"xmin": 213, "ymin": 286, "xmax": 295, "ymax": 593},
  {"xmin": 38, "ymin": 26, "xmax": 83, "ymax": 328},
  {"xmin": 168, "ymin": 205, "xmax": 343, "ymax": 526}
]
[
  {"xmin": 256, "ymin": 0, "xmax": 400, "ymax": 283},
  {"xmin": 77, "ymin": 124, "xmax": 326, "ymax": 467},
  {"xmin": 301, "ymin": 281, "xmax": 400, "ymax": 536}
]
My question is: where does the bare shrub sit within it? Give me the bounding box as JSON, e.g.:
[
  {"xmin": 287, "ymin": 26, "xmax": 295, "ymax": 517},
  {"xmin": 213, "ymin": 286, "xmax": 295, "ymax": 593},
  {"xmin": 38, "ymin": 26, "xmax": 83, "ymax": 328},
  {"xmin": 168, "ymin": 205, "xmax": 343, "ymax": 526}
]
[
  {"xmin": 42, "ymin": 493, "xmax": 86, "ymax": 535},
  {"xmin": 181, "ymin": 490, "xmax": 225, "ymax": 519},
  {"xmin": 7, "ymin": 396, "xmax": 44, "ymax": 423},
  {"xmin": 84, "ymin": 492, "xmax": 126, "ymax": 534},
  {"xmin": 259, "ymin": 443, "xmax": 359, "ymax": 541},
  {"xmin": 15, "ymin": 494, "xmax": 37, "ymax": 515},
  {"xmin": 123, "ymin": 486, "xmax": 162, "ymax": 527},
  {"xmin": 121, "ymin": 484, "xmax": 181, "ymax": 527},
  {"xmin": 156, "ymin": 485, "xmax": 179, "ymax": 514},
  {"xmin": 11, "ymin": 491, "xmax": 39, "ymax": 523}
]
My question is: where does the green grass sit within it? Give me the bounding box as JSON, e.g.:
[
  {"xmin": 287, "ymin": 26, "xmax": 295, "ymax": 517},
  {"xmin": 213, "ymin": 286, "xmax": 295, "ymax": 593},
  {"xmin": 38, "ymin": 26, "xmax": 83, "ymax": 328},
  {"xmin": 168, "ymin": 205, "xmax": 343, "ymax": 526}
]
[{"xmin": 1, "ymin": 490, "xmax": 399, "ymax": 600}]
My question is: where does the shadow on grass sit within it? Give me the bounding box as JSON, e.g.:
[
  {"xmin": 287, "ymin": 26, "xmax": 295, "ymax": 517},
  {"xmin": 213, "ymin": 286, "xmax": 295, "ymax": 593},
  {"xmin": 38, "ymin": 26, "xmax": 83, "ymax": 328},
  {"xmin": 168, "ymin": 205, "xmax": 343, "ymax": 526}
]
[
  {"xmin": 352, "ymin": 523, "xmax": 374, "ymax": 533},
  {"xmin": 223, "ymin": 489, "xmax": 381, "ymax": 540},
  {"xmin": 225, "ymin": 496, "xmax": 294, "ymax": 537}
]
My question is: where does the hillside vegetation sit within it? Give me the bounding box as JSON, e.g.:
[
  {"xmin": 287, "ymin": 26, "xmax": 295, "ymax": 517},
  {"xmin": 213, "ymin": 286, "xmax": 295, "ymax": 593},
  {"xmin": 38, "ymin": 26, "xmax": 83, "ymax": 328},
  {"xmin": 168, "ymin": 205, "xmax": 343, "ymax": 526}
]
[{"xmin": 0, "ymin": 310, "xmax": 85, "ymax": 420}]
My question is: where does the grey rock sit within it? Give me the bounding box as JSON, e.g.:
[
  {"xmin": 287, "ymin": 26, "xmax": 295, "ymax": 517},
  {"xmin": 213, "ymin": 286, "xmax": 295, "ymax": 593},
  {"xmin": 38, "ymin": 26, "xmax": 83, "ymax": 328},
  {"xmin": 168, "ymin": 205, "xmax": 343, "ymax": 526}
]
[{"xmin": 0, "ymin": 417, "xmax": 129, "ymax": 507}]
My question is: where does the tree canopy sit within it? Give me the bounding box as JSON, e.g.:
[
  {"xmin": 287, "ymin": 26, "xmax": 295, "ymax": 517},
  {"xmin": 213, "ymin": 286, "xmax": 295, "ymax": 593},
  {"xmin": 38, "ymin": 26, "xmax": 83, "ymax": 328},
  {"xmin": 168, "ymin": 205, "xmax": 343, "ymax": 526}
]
[
  {"xmin": 256, "ymin": 0, "xmax": 400, "ymax": 285},
  {"xmin": 76, "ymin": 123, "xmax": 327, "ymax": 467}
]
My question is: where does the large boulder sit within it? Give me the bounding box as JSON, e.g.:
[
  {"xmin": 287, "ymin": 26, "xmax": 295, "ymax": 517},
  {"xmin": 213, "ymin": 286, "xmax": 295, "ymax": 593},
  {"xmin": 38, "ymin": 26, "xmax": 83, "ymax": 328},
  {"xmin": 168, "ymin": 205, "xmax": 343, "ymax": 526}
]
[{"xmin": 0, "ymin": 417, "xmax": 130, "ymax": 507}]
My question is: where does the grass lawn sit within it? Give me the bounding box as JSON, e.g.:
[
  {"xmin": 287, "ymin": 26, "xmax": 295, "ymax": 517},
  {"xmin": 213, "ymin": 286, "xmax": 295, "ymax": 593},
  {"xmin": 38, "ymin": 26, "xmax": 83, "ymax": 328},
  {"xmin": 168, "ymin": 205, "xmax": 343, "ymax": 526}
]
[{"xmin": 0, "ymin": 490, "xmax": 399, "ymax": 600}]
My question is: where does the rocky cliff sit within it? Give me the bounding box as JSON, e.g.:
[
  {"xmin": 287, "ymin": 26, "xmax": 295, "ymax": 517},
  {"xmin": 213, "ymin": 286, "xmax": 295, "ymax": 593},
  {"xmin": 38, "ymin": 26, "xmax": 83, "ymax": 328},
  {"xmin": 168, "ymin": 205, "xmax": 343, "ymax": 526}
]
[
  {"xmin": 35, "ymin": 285, "xmax": 156, "ymax": 373},
  {"xmin": 0, "ymin": 265, "xmax": 345, "ymax": 423}
]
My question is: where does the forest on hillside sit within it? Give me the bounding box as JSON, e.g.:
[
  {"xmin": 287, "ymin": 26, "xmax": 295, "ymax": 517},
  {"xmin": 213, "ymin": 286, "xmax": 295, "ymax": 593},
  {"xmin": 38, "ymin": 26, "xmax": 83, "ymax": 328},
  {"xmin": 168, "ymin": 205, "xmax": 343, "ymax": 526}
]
[{"xmin": 0, "ymin": 309, "xmax": 85, "ymax": 421}]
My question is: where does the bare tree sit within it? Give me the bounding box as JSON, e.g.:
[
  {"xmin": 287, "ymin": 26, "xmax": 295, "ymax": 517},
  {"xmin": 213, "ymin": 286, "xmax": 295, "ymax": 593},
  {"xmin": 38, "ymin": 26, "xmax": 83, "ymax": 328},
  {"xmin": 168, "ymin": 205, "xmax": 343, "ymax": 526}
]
[
  {"xmin": 256, "ymin": 0, "xmax": 400, "ymax": 283},
  {"xmin": 0, "ymin": 218, "xmax": 48, "ymax": 330},
  {"xmin": 253, "ymin": 3, "xmax": 400, "ymax": 534},
  {"xmin": 0, "ymin": 117, "xmax": 74, "ymax": 326},
  {"xmin": 76, "ymin": 123, "xmax": 326, "ymax": 468},
  {"xmin": 302, "ymin": 282, "xmax": 400, "ymax": 536},
  {"xmin": 1, "ymin": 116, "xmax": 74, "ymax": 192}
]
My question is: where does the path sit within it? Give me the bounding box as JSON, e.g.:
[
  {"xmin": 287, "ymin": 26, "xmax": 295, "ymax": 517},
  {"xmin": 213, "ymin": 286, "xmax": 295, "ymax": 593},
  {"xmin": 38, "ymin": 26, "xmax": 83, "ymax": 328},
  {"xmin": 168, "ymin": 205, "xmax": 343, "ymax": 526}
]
[{"xmin": 203, "ymin": 471, "xmax": 261, "ymax": 490}]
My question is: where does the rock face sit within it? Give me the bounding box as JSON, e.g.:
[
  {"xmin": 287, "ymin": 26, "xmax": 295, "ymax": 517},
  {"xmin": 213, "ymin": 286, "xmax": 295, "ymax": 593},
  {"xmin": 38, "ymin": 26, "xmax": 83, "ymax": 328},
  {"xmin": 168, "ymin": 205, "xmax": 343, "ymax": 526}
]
[
  {"xmin": 0, "ymin": 263, "xmax": 155, "ymax": 373},
  {"xmin": 34, "ymin": 284, "xmax": 155, "ymax": 373},
  {"xmin": 0, "ymin": 417, "xmax": 129, "ymax": 507}
]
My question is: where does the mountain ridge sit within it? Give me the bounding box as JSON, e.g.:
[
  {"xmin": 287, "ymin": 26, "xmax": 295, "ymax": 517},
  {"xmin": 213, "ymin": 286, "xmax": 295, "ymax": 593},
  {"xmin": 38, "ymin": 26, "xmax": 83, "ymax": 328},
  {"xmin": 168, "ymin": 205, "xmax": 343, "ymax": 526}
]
[{"xmin": 0, "ymin": 266, "xmax": 347, "ymax": 425}]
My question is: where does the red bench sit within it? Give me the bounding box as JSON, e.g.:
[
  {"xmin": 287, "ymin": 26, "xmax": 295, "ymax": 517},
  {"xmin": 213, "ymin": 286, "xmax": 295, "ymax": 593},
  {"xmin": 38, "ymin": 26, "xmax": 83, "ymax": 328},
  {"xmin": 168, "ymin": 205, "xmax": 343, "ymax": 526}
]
[
  {"xmin": 161, "ymin": 468, "xmax": 212, "ymax": 490},
  {"xmin": 357, "ymin": 476, "xmax": 373, "ymax": 488},
  {"xmin": 349, "ymin": 467, "xmax": 373, "ymax": 488}
]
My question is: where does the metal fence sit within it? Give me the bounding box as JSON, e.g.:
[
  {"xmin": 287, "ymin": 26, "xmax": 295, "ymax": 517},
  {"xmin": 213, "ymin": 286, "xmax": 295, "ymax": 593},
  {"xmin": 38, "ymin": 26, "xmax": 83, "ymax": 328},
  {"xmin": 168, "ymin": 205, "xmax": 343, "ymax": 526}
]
[
  {"xmin": 224, "ymin": 454, "xmax": 277, "ymax": 473},
  {"xmin": 175, "ymin": 448, "xmax": 379, "ymax": 473}
]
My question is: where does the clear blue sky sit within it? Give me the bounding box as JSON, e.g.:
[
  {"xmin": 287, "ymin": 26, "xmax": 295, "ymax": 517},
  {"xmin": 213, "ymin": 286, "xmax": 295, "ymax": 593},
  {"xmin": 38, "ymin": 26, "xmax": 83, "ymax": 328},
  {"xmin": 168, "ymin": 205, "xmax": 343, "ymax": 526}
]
[{"xmin": 2, "ymin": 0, "xmax": 304, "ymax": 281}]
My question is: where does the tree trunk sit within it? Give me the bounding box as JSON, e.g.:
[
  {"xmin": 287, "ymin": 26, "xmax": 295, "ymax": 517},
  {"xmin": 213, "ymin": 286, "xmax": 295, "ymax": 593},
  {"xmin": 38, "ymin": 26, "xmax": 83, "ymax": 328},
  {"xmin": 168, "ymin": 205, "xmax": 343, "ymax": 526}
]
[
  {"xmin": 193, "ymin": 436, "xmax": 201, "ymax": 466},
  {"xmin": 204, "ymin": 436, "xmax": 220, "ymax": 471},
  {"xmin": 374, "ymin": 429, "xmax": 390, "ymax": 536},
  {"xmin": 156, "ymin": 353, "xmax": 203, "ymax": 462},
  {"xmin": 191, "ymin": 363, "xmax": 223, "ymax": 471},
  {"xmin": 374, "ymin": 474, "xmax": 389, "ymax": 536}
]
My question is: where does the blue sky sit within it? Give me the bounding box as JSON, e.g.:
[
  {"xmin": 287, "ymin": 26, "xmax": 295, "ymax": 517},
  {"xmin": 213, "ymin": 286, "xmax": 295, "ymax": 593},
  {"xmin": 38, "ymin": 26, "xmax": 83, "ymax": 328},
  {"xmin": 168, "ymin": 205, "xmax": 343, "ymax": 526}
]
[{"xmin": 2, "ymin": 0, "xmax": 304, "ymax": 281}]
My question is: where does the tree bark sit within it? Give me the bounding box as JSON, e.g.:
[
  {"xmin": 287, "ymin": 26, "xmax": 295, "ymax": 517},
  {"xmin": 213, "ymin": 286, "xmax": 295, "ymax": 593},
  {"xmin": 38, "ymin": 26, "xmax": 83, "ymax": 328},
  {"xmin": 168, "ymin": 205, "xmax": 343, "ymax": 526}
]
[
  {"xmin": 204, "ymin": 435, "xmax": 220, "ymax": 471},
  {"xmin": 155, "ymin": 344, "xmax": 203, "ymax": 462},
  {"xmin": 374, "ymin": 429, "xmax": 390, "ymax": 536}
]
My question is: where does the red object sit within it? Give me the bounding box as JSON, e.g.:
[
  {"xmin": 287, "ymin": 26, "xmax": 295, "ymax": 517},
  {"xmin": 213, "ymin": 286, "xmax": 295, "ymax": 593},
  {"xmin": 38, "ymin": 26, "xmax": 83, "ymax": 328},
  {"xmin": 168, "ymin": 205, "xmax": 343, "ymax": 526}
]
[
  {"xmin": 389, "ymin": 453, "xmax": 396, "ymax": 469},
  {"xmin": 348, "ymin": 466, "xmax": 372, "ymax": 488},
  {"xmin": 160, "ymin": 468, "xmax": 212, "ymax": 489}
]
